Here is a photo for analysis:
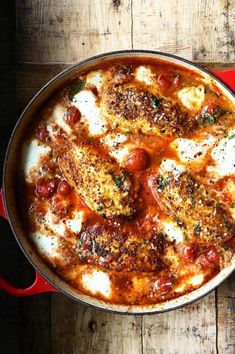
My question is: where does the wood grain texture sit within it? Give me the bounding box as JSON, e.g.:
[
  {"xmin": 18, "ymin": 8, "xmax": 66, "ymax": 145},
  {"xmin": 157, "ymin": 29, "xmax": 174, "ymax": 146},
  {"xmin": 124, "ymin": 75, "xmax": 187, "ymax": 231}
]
[
  {"xmin": 16, "ymin": 0, "xmax": 132, "ymax": 64},
  {"xmin": 13, "ymin": 1, "xmax": 235, "ymax": 354},
  {"xmin": 132, "ymin": 0, "xmax": 235, "ymax": 62}
]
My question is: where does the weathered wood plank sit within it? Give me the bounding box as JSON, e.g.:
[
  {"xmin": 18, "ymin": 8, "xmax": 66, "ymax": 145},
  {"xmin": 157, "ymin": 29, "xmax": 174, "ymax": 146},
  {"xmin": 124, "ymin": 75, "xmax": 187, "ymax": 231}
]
[
  {"xmin": 16, "ymin": 0, "xmax": 132, "ymax": 64},
  {"xmin": 142, "ymin": 293, "xmax": 217, "ymax": 354},
  {"xmin": 51, "ymin": 293, "xmax": 142, "ymax": 354},
  {"xmin": 217, "ymin": 277, "xmax": 235, "ymax": 354},
  {"xmin": 132, "ymin": 0, "xmax": 235, "ymax": 62}
]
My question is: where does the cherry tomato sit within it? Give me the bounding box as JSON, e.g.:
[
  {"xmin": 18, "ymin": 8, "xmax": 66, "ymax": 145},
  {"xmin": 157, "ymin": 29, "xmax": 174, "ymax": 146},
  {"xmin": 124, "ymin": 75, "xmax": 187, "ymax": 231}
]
[
  {"xmin": 125, "ymin": 148, "xmax": 150, "ymax": 172},
  {"xmin": 197, "ymin": 247, "xmax": 220, "ymax": 267},
  {"xmin": 157, "ymin": 73, "xmax": 172, "ymax": 90},
  {"xmin": 36, "ymin": 125, "xmax": 49, "ymax": 142},
  {"xmin": 57, "ymin": 180, "xmax": 72, "ymax": 196},
  {"xmin": 64, "ymin": 106, "xmax": 81, "ymax": 125},
  {"xmin": 178, "ymin": 243, "xmax": 196, "ymax": 262},
  {"xmin": 36, "ymin": 177, "xmax": 58, "ymax": 198},
  {"xmin": 153, "ymin": 276, "xmax": 172, "ymax": 294}
]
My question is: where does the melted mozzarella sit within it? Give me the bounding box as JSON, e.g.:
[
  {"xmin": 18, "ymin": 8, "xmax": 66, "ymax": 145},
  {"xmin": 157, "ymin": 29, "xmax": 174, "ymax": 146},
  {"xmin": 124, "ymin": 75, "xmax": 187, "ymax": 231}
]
[
  {"xmin": 209, "ymin": 130, "xmax": 235, "ymax": 177},
  {"xmin": 48, "ymin": 103, "xmax": 71, "ymax": 135},
  {"xmin": 66, "ymin": 211, "xmax": 84, "ymax": 234},
  {"xmin": 102, "ymin": 133, "xmax": 134, "ymax": 163},
  {"xmin": 162, "ymin": 219, "xmax": 185, "ymax": 243},
  {"xmin": 178, "ymin": 85, "xmax": 205, "ymax": 110},
  {"xmin": 82, "ymin": 269, "xmax": 111, "ymax": 298},
  {"xmin": 172, "ymin": 136, "xmax": 215, "ymax": 163},
  {"xmin": 43, "ymin": 209, "xmax": 66, "ymax": 236},
  {"xmin": 160, "ymin": 158, "xmax": 186, "ymax": 177},
  {"xmin": 22, "ymin": 140, "xmax": 51, "ymax": 181},
  {"xmin": 72, "ymin": 90, "xmax": 107, "ymax": 135},
  {"xmin": 135, "ymin": 66, "xmax": 155, "ymax": 85},
  {"xmin": 32, "ymin": 233, "xmax": 59, "ymax": 258},
  {"xmin": 86, "ymin": 70, "xmax": 105, "ymax": 91},
  {"xmin": 188, "ymin": 273, "xmax": 204, "ymax": 287}
]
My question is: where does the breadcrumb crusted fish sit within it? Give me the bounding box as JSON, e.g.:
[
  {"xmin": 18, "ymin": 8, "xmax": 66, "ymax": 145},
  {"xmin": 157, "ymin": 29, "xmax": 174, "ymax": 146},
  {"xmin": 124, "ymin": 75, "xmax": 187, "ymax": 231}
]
[
  {"xmin": 158, "ymin": 173, "xmax": 234, "ymax": 244},
  {"xmin": 77, "ymin": 225, "xmax": 168, "ymax": 272},
  {"xmin": 59, "ymin": 143, "xmax": 136, "ymax": 218},
  {"xmin": 101, "ymin": 83, "xmax": 193, "ymax": 135}
]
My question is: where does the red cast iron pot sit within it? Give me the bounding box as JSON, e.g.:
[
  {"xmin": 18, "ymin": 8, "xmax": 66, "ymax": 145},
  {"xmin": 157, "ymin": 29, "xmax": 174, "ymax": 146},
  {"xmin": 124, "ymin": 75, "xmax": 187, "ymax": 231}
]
[{"xmin": 0, "ymin": 50, "xmax": 235, "ymax": 314}]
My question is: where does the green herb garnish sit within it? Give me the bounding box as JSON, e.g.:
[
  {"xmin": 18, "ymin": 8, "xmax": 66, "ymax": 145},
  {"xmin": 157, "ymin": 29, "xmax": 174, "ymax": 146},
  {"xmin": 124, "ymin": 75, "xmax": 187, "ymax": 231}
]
[
  {"xmin": 97, "ymin": 205, "xmax": 103, "ymax": 212},
  {"xmin": 229, "ymin": 133, "xmax": 235, "ymax": 140},
  {"xmin": 113, "ymin": 173, "xmax": 126, "ymax": 188},
  {"xmin": 151, "ymin": 96, "xmax": 160, "ymax": 108},
  {"xmin": 92, "ymin": 239, "xmax": 98, "ymax": 253},
  {"xmin": 160, "ymin": 128, "xmax": 166, "ymax": 134},
  {"xmin": 142, "ymin": 239, "xmax": 147, "ymax": 244},
  {"xmin": 225, "ymin": 221, "xmax": 232, "ymax": 229},
  {"xmin": 194, "ymin": 224, "xmax": 202, "ymax": 233},
  {"xmin": 230, "ymin": 204, "xmax": 235, "ymax": 209},
  {"xmin": 72, "ymin": 79, "xmax": 85, "ymax": 95},
  {"xmin": 189, "ymin": 197, "xmax": 195, "ymax": 208},
  {"xmin": 201, "ymin": 112, "xmax": 218, "ymax": 126},
  {"xmin": 157, "ymin": 176, "xmax": 171, "ymax": 192}
]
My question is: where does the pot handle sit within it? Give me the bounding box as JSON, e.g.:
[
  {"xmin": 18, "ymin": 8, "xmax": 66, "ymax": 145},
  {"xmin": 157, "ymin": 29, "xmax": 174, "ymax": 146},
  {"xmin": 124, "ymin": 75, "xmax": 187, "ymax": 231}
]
[
  {"xmin": 212, "ymin": 68, "xmax": 235, "ymax": 92},
  {"xmin": 0, "ymin": 272, "xmax": 57, "ymax": 296},
  {"xmin": 0, "ymin": 188, "xmax": 57, "ymax": 296}
]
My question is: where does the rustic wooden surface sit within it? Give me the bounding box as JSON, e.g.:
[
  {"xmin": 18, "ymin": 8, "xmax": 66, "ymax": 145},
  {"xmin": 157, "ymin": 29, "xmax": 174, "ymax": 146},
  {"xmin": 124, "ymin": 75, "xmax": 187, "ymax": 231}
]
[{"xmin": 0, "ymin": 1, "xmax": 235, "ymax": 353}]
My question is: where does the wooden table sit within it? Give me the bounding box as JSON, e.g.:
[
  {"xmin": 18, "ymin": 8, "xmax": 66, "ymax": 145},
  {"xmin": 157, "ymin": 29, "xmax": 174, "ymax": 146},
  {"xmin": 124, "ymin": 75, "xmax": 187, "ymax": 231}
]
[{"xmin": 1, "ymin": 1, "xmax": 235, "ymax": 353}]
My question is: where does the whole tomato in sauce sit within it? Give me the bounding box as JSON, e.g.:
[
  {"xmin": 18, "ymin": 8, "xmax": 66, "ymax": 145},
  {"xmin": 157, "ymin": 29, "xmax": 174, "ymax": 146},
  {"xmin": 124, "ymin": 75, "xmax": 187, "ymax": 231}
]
[
  {"xmin": 153, "ymin": 275, "xmax": 173, "ymax": 294},
  {"xmin": 64, "ymin": 106, "xmax": 81, "ymax": 125},
  {"xmin": 124, "ymin": 148, "xmax": 150, "ymax": 172},
  {"xmin": 57, "ymin": 180, "xmax": 72, "ymax": 196},
  {"xmin": 178, "ymin": 242, "xmax": 196, "ymax": 263},
  {"xmin": 36, "ymin": 177, "xmax": 59, "ymax": 198},
  {"xmin": 197, "ymin": 247, "xmax": 220, "ymax": 267}
]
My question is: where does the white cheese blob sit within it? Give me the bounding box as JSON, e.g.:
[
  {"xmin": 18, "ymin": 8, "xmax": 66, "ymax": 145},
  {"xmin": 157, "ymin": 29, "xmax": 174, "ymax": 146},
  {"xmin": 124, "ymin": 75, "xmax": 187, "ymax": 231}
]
[
  {"xmin": 135, "ymin": 66, "xmax": 155, "ymax": 85},
  {"xmin": 65, "ymin": 211, "xmax": 84, "ymax": 234},
  {"xmin": 102, "ymin": 133, "xmax": 134, "ymax": 163},
  {"xmin": 160, "ymin": 158, "xmax": 186, "ymax": 177},
  {"xmin": 209, "ymin": 130, "xmax": 235, "ymax": 177},
  {"xmin": 32, "ymin": 233, "xmax": 59, "ymax": 258},
  {"xmin": 43, "ymin": 209, "xmax": 66, "ymax": 236},
  {"xmin": 72, "ymin": 90, "xmax": 107, "ymax": 135},
  {"xmin": 86, "ymin": 70, "xmax": 105, "ymax": 91},
  {"xmin": 172, "ymin": 136, "xmax": 215, "ymax": 163},
  {"xmin": 188, "ymin": 273, "xmax": 204, "ymax": 287},
  {"xmin": 178, "ymin": 85, "xmax": 205, "ymax": 110},
  {"xmin": 22, "ymin": 140, "xmax": 51, "ymax": 182},
  {"xmin": 48, "ymin": 103, "xmax": 72, "ymax": 135},
  {"xmin": 162, "ymin": 219, "xmax": 185, "ymax": 243},
  {"xmin": 82, "ymin": 269, "xmax": 111, "ymax": 298}
]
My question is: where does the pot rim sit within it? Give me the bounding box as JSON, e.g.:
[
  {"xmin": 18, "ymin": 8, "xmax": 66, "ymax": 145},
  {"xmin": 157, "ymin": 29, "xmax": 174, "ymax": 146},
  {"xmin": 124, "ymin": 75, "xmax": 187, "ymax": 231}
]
[{"xmin": 3, "ymin": 49, "xmax": 235, "ymax": 314}]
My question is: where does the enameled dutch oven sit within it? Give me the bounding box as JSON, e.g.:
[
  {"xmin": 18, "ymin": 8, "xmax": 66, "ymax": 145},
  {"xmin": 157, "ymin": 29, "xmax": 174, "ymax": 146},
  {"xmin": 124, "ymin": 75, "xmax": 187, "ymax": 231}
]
[{"xmin": 1, "ymin": 50, "xmax": 235, "ymax": 314}]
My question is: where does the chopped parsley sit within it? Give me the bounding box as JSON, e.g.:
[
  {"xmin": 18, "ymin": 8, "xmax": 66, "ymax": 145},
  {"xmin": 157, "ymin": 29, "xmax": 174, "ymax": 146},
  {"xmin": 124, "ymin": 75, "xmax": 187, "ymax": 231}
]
[
  {"xmin": 151, "ymin": 96, "xmax": 160, "ymax": 108},
  {"xmin": 194, "ymin": 224, "xmax": 202, "ymax": 233},
  {"xmin": 72, "ymin": 79, "xmax": 85, "ymax": 95},
  {"xmin": 97, "ymin": 205, "xmax": 103, "ymax": 211},
  {"xmin": 157, "ymin": 176, "xmax": 171, "ymax": 192},
  {"xmin": 225, "ymin": 221, "xmax": 232, "ymax": 229},
  {"xmin": 113, "ymin": 173, "xmax": 126, "ymax": 188},
  {"xmin": 230, "ymin": 204, "xmax": 235, "ymax": 209},
  {"xmin": 200, "ymin": 112, "xmax": 217, "ymax": 126},
  {"xmin": 160, "ymin": 128, "xmax": 166, "ymax": 134},
  {"xmin": 77, "ymin": 237, "xmax": 83, "ymax": 246},
  {"xmin": 189, "ymin": 197, "xmax": 195, "ymax": 208},
  {"xmin": 142, "ymin": 239, "xmax": 147, "ymax": 244},
  {"xmin": 228, "ymin": 133, "xmax": 235, "ymax": 140}
]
